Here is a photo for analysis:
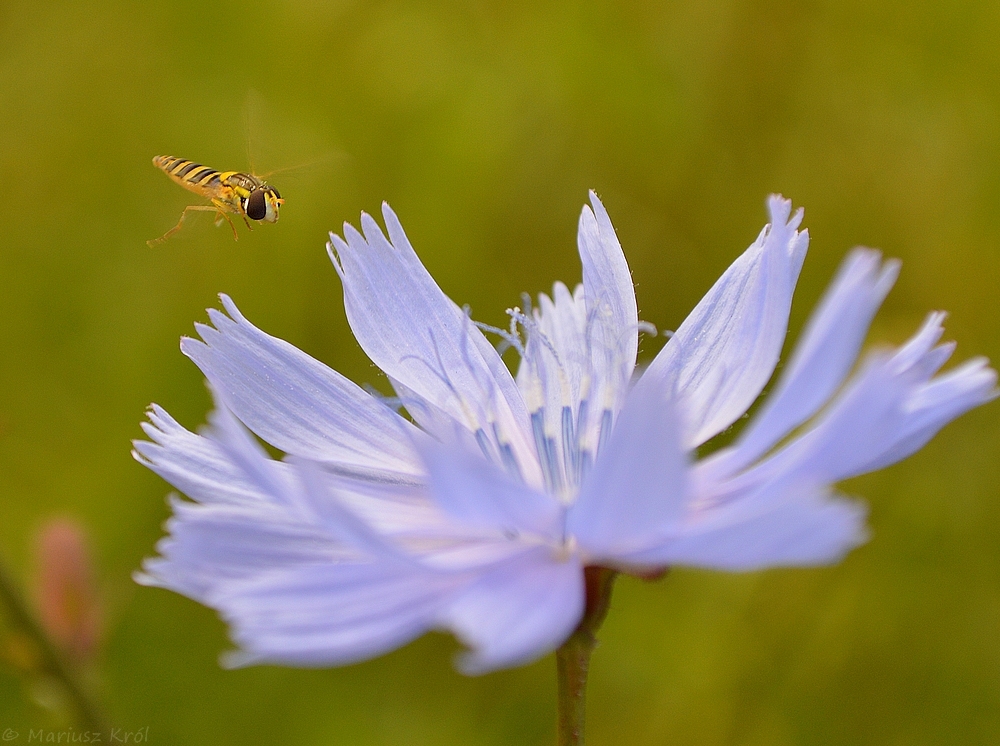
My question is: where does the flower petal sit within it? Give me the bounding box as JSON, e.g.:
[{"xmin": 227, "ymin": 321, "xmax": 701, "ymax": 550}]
[
  {"xmin": 216, "ymin": 560, "xmax": 470, "ymax": 668},
  {"xmin": 134, "ymin": 398, "xmax": 349, "ymax": 600},
  {"xmin": 136, "ymin": 498, "xmax": 347, "ymax": 600},
  {"xmin": 842, "ymin": 355, "xmax": 997, "ymax": 476},
  {"xmin": 328, "ymin": 205, "xmax": 541, "ymax": 486},
  {"xmin": 291, "ymin": 456, "xmax": 528, "ymax": 573},
  {"xmin": 515, "ymin": 282, "xmax": 591, "ymax": 493},
  {"xmin": 703, "ymin": 248, "xmax": 899, "ymax": 478},
  {"xmin": 736, "ymin": 313, "xmax": 997, "ymax": 487},
  {"xmin": 518, "ymin": 282, "xmax": 587, "ymax": 407},
  {"xmin": 516, "ymin": 284, "xmax": 586, "ymax": 421},
  {"xmin": 568, "ymin": 374, "xmax": 690, "ymax": 557},
  {"xmin": 133, "ymin": 405, "xmax": 258, "ymax": 507},
  {"xmin": 645, "ymin": 196, "xmax": 808, "ymax": 448},
  {"xmin": 416, "ymin": 428, "xmax": 562, "ymax": 538},
  {"xmin": 438, "ymin": 548, "xmax": 585, "ymax": 674},
  {"xmin": 579, "ymin": 192, "xmax": 639, "ymax": 414},
  {"xmin": 620, "ymin": 484, "xmax": 867, "ymax": 571},
  {"xmin": 133, "ymin": 401, "xmax": 298, "ymax": 507},
  {"xmin": 181, "ymin": 295, "xmax": 423, "ymax": 481}
]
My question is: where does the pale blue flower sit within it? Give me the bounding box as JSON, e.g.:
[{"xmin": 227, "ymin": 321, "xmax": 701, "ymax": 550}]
[{"xmin": 134, "ymin": 194, "xmax": 996, "ymax": 673}]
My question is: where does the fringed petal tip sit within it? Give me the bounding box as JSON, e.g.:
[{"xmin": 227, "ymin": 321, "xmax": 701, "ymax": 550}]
[
  {"xmin": 451, "ymin": 645, "xmax": 545, "ymax": 677},
  {"xmin": 976, "ymin": 360, "xmax": 1000, "ymax": 397},
  {"xmin": 131, "ymin": 569, "xmax": 160, "ymax": 587},
  {"xmin": 586, "ymin": 190, "xmax": 612, "ymax": 227},
  {"xmin": 381, "ymin": 201, "xmax": 405, "ymax": 236},
  {"xmin": 766, "ymin": 194, "xmax": 803, "ymax": 231},
  {"xmin": 218, "ymin": 646, "xmax": 366, "ymax": 671},
  {"xmin": 219, "ymin": 649, "xmax": 257, "ymax": 670}
]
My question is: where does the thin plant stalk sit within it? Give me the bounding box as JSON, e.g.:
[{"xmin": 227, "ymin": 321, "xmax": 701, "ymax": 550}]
[
  {"xmin": 0, "ymin": 555, "xmax": 108, "ymax": 733},
  {"xmin": 555, "ymin": 566, "xmax": 617, "ymax": 746}
]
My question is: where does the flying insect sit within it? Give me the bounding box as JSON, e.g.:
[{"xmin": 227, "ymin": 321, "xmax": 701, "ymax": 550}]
[{"xmin": 148, "ymin": 155, "xmax": 283, "ymax": 246}]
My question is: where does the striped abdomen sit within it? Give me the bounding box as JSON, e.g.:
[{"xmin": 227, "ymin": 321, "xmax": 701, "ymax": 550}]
[{"xmin": 153, "ymin": 155, "xmax": 223, "ymax": 196}]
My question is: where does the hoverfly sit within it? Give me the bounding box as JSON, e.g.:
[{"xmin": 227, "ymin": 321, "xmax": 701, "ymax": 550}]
[{"xmin": 148, "ymin": 155, "xmax": 284, "ymax": 246}]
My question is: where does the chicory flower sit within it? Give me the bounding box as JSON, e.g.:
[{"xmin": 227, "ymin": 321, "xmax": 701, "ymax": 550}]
[{"xmin": 135, "ymin": 194, "xmax": 996, "ymax": 673}]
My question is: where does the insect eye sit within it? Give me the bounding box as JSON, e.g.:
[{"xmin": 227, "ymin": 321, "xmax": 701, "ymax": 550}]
[{"xmin": 246, "ymin": 189, "xmax": 267, "ymax": 220}]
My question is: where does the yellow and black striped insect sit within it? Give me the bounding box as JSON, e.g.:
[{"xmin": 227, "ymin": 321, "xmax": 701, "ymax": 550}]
[{"xmin": 148, "ymin": 156, "xmax": 284, "ymax": 246}]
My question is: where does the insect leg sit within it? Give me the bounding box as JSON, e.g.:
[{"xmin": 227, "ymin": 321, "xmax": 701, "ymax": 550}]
[
  {"xmin": 147, "ymin": 205, "xmax": 222, "ymax": 247},
  {"xmin": 210, "ymin": 200, "xmax": 240, "ymax": 241}
]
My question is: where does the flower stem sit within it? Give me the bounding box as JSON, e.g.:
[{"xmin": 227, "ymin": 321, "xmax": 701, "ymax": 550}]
[
  {"xmin": 0, "ymin": 555, "xmax": 109, "ymax": 733},
  {"xmin": 555, "ymin": 566, "xmax": 617, "ymax": 746}
]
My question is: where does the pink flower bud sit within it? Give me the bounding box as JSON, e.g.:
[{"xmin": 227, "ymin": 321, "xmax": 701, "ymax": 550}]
[{"xmin": 33, "ymin": 518, "xmax": 101, "ymax": 663}]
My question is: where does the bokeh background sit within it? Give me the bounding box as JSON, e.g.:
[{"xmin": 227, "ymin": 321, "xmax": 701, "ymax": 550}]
[{"xmin": 1, "ymin": 0, "xmax": 999, "ymax": 743}]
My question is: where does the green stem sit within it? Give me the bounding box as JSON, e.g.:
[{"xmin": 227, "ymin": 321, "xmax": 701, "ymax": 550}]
[
  {"xmin": 555, "ymin": 566, "xmax": 618, "ymax": 746},
  {"xmin": 0, "ymin": 555, "xmax": 109, "ymax": 733}
]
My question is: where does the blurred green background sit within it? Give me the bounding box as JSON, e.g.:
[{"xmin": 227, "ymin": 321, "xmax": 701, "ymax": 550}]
[{"xmin": 1, "ymin": 0, "xmax": 999, "ymax": 743}]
